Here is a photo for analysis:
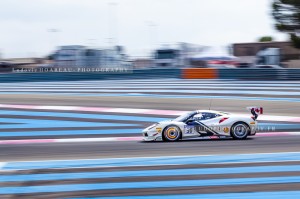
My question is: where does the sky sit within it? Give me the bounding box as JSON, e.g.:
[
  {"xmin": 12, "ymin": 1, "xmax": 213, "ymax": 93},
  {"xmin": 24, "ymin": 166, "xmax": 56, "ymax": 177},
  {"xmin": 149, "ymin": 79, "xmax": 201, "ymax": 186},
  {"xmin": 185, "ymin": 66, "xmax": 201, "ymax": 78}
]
[{"xmin": 0, "ymin": 0, "xmax": 288, "ymax": 58}]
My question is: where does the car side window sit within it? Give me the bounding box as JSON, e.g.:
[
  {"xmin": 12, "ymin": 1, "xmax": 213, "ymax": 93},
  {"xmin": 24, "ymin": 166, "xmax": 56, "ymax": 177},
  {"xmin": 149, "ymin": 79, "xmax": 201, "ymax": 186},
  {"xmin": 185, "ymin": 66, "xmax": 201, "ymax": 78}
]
[
  {"xmin": 192, "ymin": 114, "xmax": 203, "ymax": 121},
  {"xmin": 196, "ymin": 112, "xmax": 219, "ymax": 121}
]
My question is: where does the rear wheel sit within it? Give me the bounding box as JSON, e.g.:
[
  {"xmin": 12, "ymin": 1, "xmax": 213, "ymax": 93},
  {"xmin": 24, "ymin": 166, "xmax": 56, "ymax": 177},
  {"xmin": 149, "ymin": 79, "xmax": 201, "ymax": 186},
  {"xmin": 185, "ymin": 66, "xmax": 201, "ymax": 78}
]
[
  {"xmin": 163, "ymin": 125, "xmax": 181, "ymax": 142},
  {"xmin": 230, "ymin": 122, "xmax": 250, "ymax": 140}
]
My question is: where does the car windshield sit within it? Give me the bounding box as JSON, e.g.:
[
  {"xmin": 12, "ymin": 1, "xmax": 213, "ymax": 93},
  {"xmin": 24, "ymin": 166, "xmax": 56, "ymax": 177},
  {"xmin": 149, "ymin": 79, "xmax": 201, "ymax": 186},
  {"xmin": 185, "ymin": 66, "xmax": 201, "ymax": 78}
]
[{"xmin": 173, "ymin": 111, "xmax": 198, "ymax": 122}]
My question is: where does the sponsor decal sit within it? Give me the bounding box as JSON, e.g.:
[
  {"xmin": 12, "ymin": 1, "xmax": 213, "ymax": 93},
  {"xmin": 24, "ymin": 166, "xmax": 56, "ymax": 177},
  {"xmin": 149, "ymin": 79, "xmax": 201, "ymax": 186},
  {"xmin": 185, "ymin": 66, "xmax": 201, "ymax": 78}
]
[
  {"xmin": 156, "ymin": 127, "xmax": 162, "ymax": 133},
  {"xmin": 223, "ymin": 127, "xmax": 230, "ymax": 133}
]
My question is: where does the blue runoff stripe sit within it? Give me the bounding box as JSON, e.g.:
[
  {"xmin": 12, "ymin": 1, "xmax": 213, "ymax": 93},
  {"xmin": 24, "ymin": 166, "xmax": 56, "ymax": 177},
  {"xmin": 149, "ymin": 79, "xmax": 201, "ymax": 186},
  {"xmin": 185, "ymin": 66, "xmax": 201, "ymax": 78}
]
[
  {"xmin": 0, "ymin": 118, "xmax": 134, "ymax": 129},
  {"xmin": 0, "ymin": 110, "xmax": 169, "ymax": 122},
  {"xmin": 1, "ymin": 164, "xmax": 300, "ymax": 182},
  {"xmin": 0, "ymin": 129, "xmax": 141, "ymax": 137},
  {"xmin": 1, "ymin": 176, "xmax": 300, "ymax": 194},
  {"xmin": 71, "ymin": 191, "xmax": 300, "ymax": 199},
  {"xmin": 3, "ymin": 152, "xmax": 300, "ymax": 170}
]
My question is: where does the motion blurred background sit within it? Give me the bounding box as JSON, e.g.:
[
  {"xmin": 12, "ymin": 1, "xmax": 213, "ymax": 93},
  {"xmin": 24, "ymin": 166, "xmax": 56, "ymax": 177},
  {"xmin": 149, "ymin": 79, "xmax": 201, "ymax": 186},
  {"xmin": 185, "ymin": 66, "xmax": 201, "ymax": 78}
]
[
  {"xmin": 1, "ymin": 0, "xmax": 300, "ymax": 70},
  {"xmin": 1, "ymin": 0, "xmax": 300, "ymax": 198}
]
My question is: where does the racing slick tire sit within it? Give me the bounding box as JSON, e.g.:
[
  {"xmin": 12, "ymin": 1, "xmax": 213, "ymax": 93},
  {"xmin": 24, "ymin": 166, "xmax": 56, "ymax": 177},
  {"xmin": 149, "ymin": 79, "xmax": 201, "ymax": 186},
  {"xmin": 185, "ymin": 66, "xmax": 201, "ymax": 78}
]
[
  {"xmin": 230, "ymin": 122, "xmax": 250, "ymax": 140},
  {"xmin": 162, "ymin": 125, "xmax": 181, "ymax": 142}
]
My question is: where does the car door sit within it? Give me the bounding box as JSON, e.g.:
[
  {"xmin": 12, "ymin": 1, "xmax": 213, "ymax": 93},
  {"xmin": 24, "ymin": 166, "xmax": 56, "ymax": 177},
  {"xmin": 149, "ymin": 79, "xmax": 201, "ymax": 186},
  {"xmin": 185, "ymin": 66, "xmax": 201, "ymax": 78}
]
[
  {"xmin": 184, "ymin": 112, "xmax": 221, "ymax": 137},
  {"xmin": 200, "ymin": 112, "xmax": 223, "ymax": 135}
]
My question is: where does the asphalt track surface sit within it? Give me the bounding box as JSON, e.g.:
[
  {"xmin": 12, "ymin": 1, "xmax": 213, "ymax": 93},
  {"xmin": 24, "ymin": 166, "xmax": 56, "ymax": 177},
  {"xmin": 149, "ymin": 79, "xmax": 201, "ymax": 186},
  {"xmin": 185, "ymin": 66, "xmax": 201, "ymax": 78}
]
[{"xmin": 0, "ymin": 79, "xmax": 300, "ymax": 198}]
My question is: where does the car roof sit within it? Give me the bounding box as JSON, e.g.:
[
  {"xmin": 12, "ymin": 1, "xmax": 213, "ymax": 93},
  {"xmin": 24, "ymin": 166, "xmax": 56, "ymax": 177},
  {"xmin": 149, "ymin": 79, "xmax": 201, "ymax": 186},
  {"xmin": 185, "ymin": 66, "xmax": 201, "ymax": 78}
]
[{"xmin": 195, "ymin": 110, "xmax": 228, "ymax": 115}]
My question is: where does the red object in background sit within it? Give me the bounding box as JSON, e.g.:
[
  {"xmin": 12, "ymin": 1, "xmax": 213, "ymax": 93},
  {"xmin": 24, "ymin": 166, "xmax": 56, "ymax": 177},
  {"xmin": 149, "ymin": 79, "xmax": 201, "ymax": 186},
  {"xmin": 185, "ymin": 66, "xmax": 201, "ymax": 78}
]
[{"xmin": 207, "ymin": 60, "xmax": 238, "ymax": 66}]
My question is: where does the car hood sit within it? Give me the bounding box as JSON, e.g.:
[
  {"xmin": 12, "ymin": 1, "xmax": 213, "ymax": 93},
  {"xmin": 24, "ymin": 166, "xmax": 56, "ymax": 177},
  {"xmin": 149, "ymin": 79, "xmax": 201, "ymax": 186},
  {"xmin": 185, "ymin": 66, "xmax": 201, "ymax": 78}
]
[
  {"xmin": 158, "ymin": 120, "xmax": 173, "ymax": 124},
  {"xmin": 143, "ymin": 120, "xmax": 173, "ymax": 132}
]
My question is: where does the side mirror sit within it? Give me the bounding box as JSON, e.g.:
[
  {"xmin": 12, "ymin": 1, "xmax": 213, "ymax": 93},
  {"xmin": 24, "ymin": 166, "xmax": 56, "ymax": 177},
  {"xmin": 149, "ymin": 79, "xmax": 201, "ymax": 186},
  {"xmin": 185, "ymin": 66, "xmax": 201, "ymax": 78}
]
[{"xmin": 186, "ymin": 119, "xmax": 194, "ymax": 124}]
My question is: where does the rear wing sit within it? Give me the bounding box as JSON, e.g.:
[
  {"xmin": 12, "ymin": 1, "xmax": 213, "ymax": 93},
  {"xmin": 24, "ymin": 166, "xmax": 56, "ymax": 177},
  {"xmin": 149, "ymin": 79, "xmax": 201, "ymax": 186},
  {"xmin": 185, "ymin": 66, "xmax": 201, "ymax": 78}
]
[{"xmin": 247, "ymin": 107, "xmax": 263, "ymax": 120}]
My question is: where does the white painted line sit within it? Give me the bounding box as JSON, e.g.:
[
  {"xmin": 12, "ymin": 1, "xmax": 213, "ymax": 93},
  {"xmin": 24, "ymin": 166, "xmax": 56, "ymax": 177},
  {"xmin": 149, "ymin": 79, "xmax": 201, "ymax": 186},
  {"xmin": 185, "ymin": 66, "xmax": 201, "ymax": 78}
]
[
  {"xmin": 36, "ymin": 106, "xmax": 78, "ymax": 111},
  {"xmin": 106, "ymin": 108, "xmax": 151, "ymax": 114},
  {"xmin": 57, "ymin": 137, "xmax": 116, "ymax": 143},
  {"xmin": 0, "ymin": 137, "xmax": 142, "ymax": 145},
  {"xmin": 287, "ymin": 132, "xmax": 300, "ymax": 136},
  {"xmin": 0, "ymin": 162, "xmax": 7, "ymax": 170},
  {"xmin": 57, "ymin": 137, "xmax": 141, "ymax": 143}
]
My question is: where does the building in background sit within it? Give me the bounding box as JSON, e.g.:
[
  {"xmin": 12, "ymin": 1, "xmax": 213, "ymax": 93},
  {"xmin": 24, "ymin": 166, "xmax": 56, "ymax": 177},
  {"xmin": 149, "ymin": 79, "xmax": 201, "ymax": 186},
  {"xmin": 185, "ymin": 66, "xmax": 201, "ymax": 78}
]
[
  {"xmin": 154, "ymin": 48, "xmax": 180, "ymax": 67},
  {"xmin": 54, "ymin": 45, "xmax": 86, "ymax": 67},
  {"xmin": 132, "ymin": 58, "xmax": 154, "ymax": 69},
  {"xmin": 153, "ymin": 43, "xmax": 206, "ymax": 67},
  {"xmin": 53, "ymin": 45, "xmax": 129, "ymax": 68},
  {"xmin": 85, "ymin": 48, "xmax": 103, "ymax": 67},
  {"xmin": 233, "ymin": 41, "xmax": 300, "ymax": 68},
  {"xmin": 255, "ymin": 48, "xmax": 281, "ymax": 68},
  {"xmin": 0, "ymin": 57, "xmax": 47, "ymax": 72}
]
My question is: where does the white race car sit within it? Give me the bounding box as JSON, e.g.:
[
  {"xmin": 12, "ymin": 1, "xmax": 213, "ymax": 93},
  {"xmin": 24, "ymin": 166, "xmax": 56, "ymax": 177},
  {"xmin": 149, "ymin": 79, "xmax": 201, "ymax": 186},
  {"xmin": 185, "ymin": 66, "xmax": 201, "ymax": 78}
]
[{"xmin": 142, "ymin": 107, "xmax": 263, "ymax": 141}]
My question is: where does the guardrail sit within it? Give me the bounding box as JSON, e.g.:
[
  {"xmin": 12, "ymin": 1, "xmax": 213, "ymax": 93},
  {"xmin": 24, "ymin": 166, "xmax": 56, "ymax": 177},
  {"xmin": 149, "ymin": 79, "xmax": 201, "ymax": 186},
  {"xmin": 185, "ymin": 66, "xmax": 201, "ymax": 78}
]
[
  {"xmin": 218, "ymin": 69, "xmax": 281, "ymax": 80},
  {"xmin": 0, "ymin": 68, "xmax": 181, "ymax": 83},
  {"xmin": 1, "ymin": 68, "xmax": 300, "ymax": 82},
  {"xmin": 181, "ymin": 68, "xmax": 300, "ymax": 80}
]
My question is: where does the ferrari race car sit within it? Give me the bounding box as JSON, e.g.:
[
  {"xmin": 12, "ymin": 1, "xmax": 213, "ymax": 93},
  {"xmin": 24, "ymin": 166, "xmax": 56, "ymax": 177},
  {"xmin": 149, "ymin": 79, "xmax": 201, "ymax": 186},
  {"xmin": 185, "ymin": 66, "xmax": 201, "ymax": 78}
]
[{"xmin": 142, "ymin": 107, "xmax": 263, "ymax": 141}]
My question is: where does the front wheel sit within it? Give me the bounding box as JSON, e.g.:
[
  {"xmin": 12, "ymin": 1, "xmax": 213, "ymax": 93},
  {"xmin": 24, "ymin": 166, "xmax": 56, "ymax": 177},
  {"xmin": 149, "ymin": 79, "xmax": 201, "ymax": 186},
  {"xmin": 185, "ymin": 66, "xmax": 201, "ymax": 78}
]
[
  {"xmin": 230, "ymin": 122, "xmax": 250, "ymax": 140},
  {"xmin": 163, "ymin": 125, "xmax": 181, "ymax": 142}
]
